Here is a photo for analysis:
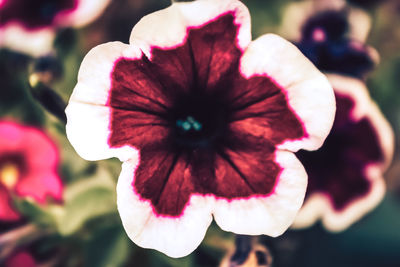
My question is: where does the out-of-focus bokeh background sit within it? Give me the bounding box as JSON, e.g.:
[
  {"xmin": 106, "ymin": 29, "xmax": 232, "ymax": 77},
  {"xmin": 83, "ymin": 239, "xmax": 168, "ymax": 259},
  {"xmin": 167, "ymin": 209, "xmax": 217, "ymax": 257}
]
[{"xmin": 1, "ymin": 0, "xmax": 400, "ymax": 266}]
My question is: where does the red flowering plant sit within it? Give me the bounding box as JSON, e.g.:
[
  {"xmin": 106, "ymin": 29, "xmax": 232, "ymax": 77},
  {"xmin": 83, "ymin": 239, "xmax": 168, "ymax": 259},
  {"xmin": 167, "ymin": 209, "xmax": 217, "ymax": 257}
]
[
  {"xmin": 0, "ymin": 0, "xmax": 110, "ymax": 56},
  {"xmin": 3, "ymin": 250, "xmax": 37, "ymax": 267},
  {"xmin": 65, "ymin": 0, "xmax": 335, "ymax": 257},
  {"xmin": 0, "ymin": 121, "xmax": 63, "ymax": 222},
  {"xmin": 0, "ymin": 121, "xmax": 63, "ymax": 265}
]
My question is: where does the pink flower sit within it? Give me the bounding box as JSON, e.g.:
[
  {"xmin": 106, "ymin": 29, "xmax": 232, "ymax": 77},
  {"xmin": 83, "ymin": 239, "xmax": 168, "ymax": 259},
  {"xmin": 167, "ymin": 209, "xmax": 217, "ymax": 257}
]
[
  {"xmin": 293, "ymin": 74, "xmax": 394, "ymax": 231},
  {"xmin": 0, "ymin": 121, "xmax": 63, "ymax": 221},
  {"xmin": 66, "ymin": 0, "xmax": 335, "ymax": 257},
  {"xmin": 4, "ymin": 251, "xmax": 37, "ymax": 267},
  {"xmin": 0, "ymin": 0, "xmax": 110, "ymax": 56}
]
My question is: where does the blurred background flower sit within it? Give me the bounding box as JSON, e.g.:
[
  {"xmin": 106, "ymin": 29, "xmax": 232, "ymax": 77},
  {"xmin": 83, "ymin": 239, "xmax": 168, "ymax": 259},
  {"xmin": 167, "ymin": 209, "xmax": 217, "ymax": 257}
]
[
  {"xmin": 0, "ymin": 121, "xmax": 63, "ymax": 222},
  {"xmin": 0, "ymin": 0, "xmax": 111, "ymax": 56},
  {"xmin": 1, "ymin": 0, "xmax": 400, "ymax": 266}
]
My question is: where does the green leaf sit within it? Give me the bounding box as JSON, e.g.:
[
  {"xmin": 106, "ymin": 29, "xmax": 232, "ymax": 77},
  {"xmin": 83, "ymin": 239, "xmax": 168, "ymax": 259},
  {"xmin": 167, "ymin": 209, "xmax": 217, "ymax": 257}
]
[
  {"xmin": 53, "ymin": 167, "xmax": 118, "ymax": 236},
  {"xmin": 84, "ymin": 225, "xmax": 131, "ymax": 267},
  {"xmin": 13, "ymin": 197, "xmax": 57, "ymax": 227}
]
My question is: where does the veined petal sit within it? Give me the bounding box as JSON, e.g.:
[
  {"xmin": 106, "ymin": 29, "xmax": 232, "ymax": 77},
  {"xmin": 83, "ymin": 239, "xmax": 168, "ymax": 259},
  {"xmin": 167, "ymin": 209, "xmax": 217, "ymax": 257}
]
[
  {"xmin": 213, "ymin": 150, "xmax": 307, "ymax": 237},
  {"xmin": 130, "ymin": 0, "xmax": 251, "ymax": 52},
  {"xmin": 240, "ymin": 34, "xmax": 335, "ymax": 152},
  {"xmin": 117, "ymin": 160, "xmax": 214, "ymax": 258},
  {"xmin": 66, "ymin": 42, "xmax": 142, "ymax": 161}
]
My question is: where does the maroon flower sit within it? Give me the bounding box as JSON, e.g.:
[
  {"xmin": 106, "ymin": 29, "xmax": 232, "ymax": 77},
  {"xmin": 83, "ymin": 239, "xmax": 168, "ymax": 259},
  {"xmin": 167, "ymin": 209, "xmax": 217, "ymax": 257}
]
[
  {"xmin": 0, "ymin": 121, "xmax": 63, "ymax": 221},
  {"xmin": 293, "ymin": 74, "xmax": 394, "ymax": 231},
  {"xmin": 0, "ymin": 0, "xmax": 110, "ymax": 56},
  {"xmin": 65, "ymin": 0, "xmax": 335, "ymax": 257}
]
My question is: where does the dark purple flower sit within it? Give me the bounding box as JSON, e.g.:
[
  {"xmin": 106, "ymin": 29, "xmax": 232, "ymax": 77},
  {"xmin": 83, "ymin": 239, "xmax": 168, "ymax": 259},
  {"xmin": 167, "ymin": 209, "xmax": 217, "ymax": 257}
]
[
  {"xmin": 280, "ymin": 1, "xmax": 377, "ymax": 78},
  {"xmin": 293, "ymin": 74, "xmax": 394, "ymax": 231},
  {"xmin": 295, "ymin": 9, "xmax": 378, "ymax": 78}
]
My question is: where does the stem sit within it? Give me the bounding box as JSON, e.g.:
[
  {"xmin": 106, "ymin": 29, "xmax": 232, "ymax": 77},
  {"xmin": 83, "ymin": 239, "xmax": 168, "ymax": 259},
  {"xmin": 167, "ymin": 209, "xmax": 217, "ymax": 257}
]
[
  {"xmin": 28, "ymin": 79, "xmax": 67, "ymax": 125},
  {"xmin": 0, "ymin": 224, "xmax": 49, "ymax": 261}
]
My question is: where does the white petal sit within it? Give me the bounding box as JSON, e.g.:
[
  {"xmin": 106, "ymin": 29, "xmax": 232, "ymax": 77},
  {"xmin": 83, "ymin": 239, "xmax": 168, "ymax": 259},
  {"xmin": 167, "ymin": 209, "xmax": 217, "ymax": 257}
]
[
  {"xmin": 292, "ymin": 166, "xmax": 386, "ymax": 232},
  {"xmin": 0, "ymin": 23, "xmax": 54, "ymax": 57},
  {"xmin": 213, "ymin": 150, "xmax": 307, "ymax": 237},
  {"xmin": 240, "ymin": 34, "xmax": 335, "ymax": 152},
  {"xmin": 65, "ymin": 41, "xmax": 141, "ymax": 161},
  {"xmin": 65, "ymin": 101, "xmax": 137, "ymax": 162},
  {"xmin": 56, "ymin": 0, "xmax": 111, "ymax": 28},
  {"xmin": 129, "ymin": 0, "xmax": 251, "ymax": 53},
  {"xmin": 117, "ymin": 160, "xmax": 214, "ymax": 258}
]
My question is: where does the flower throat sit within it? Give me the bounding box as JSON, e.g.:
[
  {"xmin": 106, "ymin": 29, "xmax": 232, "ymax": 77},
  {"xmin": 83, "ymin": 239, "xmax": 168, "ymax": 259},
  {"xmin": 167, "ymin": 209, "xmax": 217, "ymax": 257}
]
[{"xmin": 171, "ymin": 93, "xmax": 228, "ymax": 149}]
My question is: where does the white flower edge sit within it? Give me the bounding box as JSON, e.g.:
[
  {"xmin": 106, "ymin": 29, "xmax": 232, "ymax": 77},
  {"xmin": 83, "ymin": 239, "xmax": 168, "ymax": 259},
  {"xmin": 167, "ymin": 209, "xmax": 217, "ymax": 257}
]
[
  {"xmin": 240, "ymin": 33, "xmax": 336, "ymax": 152},
  {"xmin": 56, "ymin": 0, "xmax": 111, "ymax": 28},
  {"xmin": 213, "ymin": 150, "xmax": 307, "ymax": 237},
  {"xmin": 292, "ymin": 74, "xmax": 394, "ymax": 232},
  {"xmin": 117, "ymin": 150, "xmax": 307, "ymax": 258},
  {"xmin": 65, "ymin": 41, "xmax": 140, "ymax": 162},
  {"xmin": 117, "ymin": 158, "xmax": 214, "ymax": 258},
  {"xmin": 129, "ymin": 0, "xmax": 251, "ymax": 55}
]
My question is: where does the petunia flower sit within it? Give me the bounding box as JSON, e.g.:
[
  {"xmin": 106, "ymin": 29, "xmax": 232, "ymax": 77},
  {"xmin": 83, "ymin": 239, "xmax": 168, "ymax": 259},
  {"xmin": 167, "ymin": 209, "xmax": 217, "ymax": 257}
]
[
  {"xmin": 65, "ymin": 0, "xmax": 335, "ymax": 257},
  {"xmin": 0, "ymin": 121, "xmax": 63, "ymax": 221},
  {"xmin": 293, "ymin": 74, "xmax": 394, "ymax": 232},
  {"xmin": 0, "ymin": 0, "xmax": 110, "ymax": 56},
  {"xmin": 292, "ymin": 8, "xmax": 379, "ymax": 79},
  {"xmin": 280, "ymin": 0, "xmax": 372, "ymax": 44}
]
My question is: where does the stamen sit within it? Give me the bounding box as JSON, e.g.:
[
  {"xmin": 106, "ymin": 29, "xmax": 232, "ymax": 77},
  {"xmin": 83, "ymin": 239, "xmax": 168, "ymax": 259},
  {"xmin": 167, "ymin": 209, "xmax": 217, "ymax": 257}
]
[
  {"xmin": 176, "ymin": 116, "xmax": 203, "ymax": 132},
  {"xmin": 0, "ymin": 163, "xmax": 19, "ymax": 189}
]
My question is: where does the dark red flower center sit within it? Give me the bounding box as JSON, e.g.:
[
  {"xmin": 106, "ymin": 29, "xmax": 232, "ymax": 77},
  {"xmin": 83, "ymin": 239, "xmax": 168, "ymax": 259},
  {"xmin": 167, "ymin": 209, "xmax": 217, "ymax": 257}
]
[
  {"xmin": 108, "ymin": 13, "xmax": 305, "ymax": 217},
  {"xmin": 0, "ymin": 0, "xmax": 77, "ymax": 30},
  {"xmin": 170, "ymin": 92, "xmax": 229, "ymax": 149}
]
